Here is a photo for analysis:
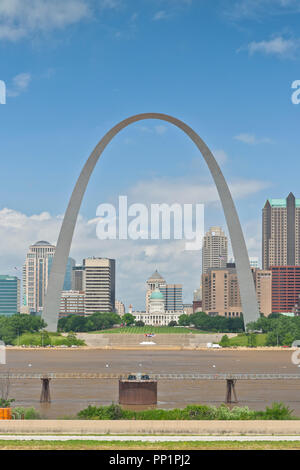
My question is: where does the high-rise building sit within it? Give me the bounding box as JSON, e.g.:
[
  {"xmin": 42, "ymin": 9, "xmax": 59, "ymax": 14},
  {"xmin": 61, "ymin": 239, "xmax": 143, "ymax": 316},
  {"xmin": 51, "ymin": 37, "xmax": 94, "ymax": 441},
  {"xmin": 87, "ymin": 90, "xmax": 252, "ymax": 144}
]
[
  {"xmin": 0, "ymin": 275, "xmax": 20, "ymax": 316},
  {"xmin": 23, "ymin": 241, "xmax": 56, "ymax": 313},
  {"xmin": 59, "ymin": 290, "xmax": 85, "ymax": 318},
  {"xmin": 202, "ymin": 227, "xmax": 228, "ymax": 274},
  {"xmin": 202, "ymin": 266, "xmax": 272, "ymax": 317},
  {"xmin": 83, "ymin": 258, "xmax": 115, "ymax": 315},
  {"xmin": 202, "ymin": 267, "xmax": 242, "ymax": 317},
  {"xmin": 23, "ymin": 241, "xmax": 76, "ymax": 313},
  {"xmin": 271, "ymin": 266, "xmax": 300, "ymax": 313},
  {"xmin": 262, "ymin": 193, "xmax": 300, "ymax": 269}
]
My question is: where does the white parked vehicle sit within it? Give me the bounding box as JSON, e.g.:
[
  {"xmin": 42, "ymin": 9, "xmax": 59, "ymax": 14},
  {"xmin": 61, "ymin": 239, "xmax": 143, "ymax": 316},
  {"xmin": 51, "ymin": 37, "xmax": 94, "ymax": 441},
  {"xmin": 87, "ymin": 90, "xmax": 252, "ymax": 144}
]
[{"xmin": 207, "ymin": 342, "xmax": 222, "ymax": 349}]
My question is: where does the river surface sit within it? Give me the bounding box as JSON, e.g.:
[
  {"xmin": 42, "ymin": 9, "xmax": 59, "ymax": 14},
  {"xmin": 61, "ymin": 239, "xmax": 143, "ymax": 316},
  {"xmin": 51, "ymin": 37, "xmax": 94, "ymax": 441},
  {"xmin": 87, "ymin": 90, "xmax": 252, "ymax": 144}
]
[{"xmin": 2, "ymin": 349, "xmax": 300, "ymax": 418}]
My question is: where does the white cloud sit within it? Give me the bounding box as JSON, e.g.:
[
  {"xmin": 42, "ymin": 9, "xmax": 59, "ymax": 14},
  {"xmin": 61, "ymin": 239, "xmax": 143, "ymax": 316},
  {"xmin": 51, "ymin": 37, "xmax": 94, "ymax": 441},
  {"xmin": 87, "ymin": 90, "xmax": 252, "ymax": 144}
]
[
  {"xmin": 234, "ymin": 133, "xmax": 273, "ymax": 145},
  {"xmin": 225, "ymin": 0, "xmax": 300, "ymax": 21},
  {"xmin": 0, "ymin": 0, "xmax": 121, "ymax": 41},
  {"xmin": 7, "ymin": 72, "xmax": 31, "ymax": 97},
  {"xmin": 244, "ymin": 36, "xmax": 300, "ymax": 58}
]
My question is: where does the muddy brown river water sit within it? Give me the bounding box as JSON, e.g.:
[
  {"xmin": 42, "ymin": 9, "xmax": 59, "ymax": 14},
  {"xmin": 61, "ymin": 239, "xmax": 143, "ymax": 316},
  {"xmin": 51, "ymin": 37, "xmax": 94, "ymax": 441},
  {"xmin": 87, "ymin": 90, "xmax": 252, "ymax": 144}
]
[{"xmin": 2, "ymin": 349, "xmax": 300, "ymax": 418}]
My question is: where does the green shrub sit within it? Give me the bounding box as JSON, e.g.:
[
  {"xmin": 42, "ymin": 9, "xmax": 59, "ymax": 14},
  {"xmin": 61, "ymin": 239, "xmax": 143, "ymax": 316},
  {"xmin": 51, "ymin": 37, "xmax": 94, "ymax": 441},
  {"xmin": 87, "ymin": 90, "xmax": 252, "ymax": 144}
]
[
  {"xmin": 262, "ymin": 402, "xmax": 293, "ymax": 420},
  {"xmin": 77, "ymin": 402, "xmax": 294, "ymax": 421},
  {"xmin": 12, "ymin": 407, "xmax": 40, "ymax": 419}
]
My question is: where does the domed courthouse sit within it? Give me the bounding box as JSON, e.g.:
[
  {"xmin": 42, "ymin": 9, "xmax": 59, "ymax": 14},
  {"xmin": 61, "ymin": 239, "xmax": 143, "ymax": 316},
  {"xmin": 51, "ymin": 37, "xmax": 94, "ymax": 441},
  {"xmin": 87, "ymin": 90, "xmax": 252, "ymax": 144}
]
[{"xmin": 133, "ymin": 271, "xmax": 183, "ymax": 326}]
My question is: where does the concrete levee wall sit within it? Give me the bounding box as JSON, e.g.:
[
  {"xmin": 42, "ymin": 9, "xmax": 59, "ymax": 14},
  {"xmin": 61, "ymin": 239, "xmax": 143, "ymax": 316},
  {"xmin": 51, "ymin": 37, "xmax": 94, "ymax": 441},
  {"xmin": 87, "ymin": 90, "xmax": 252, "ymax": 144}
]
[{"xmin": 77, "ymin": 333, "xmax": 237, "ymax": 348}]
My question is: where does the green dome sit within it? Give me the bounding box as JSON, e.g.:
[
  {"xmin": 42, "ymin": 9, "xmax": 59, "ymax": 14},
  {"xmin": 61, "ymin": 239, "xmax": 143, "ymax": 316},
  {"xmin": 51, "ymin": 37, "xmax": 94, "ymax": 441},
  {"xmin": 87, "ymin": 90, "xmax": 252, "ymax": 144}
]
[{"xmin": 150, "ymin": 290, "xmax": 164, "ymax": 300}]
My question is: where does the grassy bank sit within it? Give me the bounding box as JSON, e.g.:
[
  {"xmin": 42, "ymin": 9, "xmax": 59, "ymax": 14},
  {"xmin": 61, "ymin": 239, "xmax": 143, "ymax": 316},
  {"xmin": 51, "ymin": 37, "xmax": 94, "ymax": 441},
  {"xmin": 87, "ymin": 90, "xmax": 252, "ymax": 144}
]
[
  {"xmin": 221, "ymin": 333, "xmax": 267, "ymax": 347},
  {"xmin": 91, "ymin": 326, "xmax": 212, "ymax": 334},
  {"xmin": 1, "ymin": 440, "xmax": 300, "ymax": 450}
]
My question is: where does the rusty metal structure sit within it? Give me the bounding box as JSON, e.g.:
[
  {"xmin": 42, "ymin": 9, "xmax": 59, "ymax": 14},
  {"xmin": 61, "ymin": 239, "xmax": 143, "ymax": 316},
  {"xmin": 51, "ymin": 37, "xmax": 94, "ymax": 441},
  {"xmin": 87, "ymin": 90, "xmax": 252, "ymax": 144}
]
[
  {"xmin": 40, "ymin": 377, "xmax": 51, "ymax": 403},
  {"xmin": 119, "ymin": 380, "xmax": 157, "ymax": 405}
]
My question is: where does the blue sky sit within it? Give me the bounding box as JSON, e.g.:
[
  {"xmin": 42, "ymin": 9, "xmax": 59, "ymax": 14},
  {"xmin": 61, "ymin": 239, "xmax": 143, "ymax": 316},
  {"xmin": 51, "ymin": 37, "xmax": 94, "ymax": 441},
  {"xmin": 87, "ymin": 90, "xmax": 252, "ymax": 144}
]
[{"xmin": 0, "ymin": 0, "xmax": 300, "ymax": 309}]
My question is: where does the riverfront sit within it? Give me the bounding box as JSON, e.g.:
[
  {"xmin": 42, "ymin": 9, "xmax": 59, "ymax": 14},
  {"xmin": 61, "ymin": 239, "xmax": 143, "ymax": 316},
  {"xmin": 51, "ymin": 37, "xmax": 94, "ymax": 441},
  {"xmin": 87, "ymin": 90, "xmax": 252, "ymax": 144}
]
[{"xmin": 2, "ymin": 349, "xmax": 300, "ymax": 418}]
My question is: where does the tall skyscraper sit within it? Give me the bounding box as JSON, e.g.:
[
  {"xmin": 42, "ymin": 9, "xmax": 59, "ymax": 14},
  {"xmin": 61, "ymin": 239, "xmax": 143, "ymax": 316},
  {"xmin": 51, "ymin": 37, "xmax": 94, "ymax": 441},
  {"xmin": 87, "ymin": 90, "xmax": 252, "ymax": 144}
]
[
  {"xmin": 23, "ymin": 241, "xmax": 56, "ymax": 313},
  {"xmin": 262, "ymin": 193, "xmax": 300, "ymax": 269},
  {"xmin": 83, "ymin": 258, "xmax": 115, "ymax": 315},
  {"xmin": 202, "ymin": 227, "xmax": 228, "ymax": 274},
  {"xmin": 23, "ymin": 241, "xmax": 76, "ymax": 313},
  {"xmin": 0, "ymin": 275, "xmax": 20, "ymax": 316}
]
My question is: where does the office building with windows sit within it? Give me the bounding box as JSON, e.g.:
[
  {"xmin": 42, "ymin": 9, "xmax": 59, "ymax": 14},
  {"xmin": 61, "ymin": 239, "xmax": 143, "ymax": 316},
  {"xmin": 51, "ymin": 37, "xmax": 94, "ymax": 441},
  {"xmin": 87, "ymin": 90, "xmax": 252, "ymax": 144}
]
[
  {"xmin": 202, "ymin": 226, "xmax": 228, "ymax": 274},
  {"xmin": 0, "ymin": 275, "xmax": 20, "ymax": 316},
  {"xmin": 83, "ymin": 257, "xmax": 115, "ymax": 315},
  {"xmin": 262, "ymin": 193, "xmax": 300, "ymax": 269}
]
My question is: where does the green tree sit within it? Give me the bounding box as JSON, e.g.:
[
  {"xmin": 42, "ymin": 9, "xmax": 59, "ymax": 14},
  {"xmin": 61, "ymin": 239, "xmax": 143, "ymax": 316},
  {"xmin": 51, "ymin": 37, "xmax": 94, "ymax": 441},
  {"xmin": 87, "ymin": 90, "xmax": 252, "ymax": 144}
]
[
  {"xmin": 178, "ymin": 314, "xmax": 190, "ymax": 326},
  {"xmin": 220, "ymin": 334, "xmax": 230, "ymax": 347},
  {"xmin": 283, "ymin": 332, "xmax": 294, "ymax": 347},
  {"xmin": 122, "ymin": 313, "xmax": 135, "ymax": 326}
]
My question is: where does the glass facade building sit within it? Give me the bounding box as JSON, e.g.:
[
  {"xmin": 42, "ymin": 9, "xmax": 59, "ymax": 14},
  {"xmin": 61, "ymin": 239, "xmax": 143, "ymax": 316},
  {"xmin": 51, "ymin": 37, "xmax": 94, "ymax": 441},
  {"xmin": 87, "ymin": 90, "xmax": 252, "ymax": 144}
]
[{"xmin": 0, "ymin": 275, "xmax": 20, "ymax": 316}]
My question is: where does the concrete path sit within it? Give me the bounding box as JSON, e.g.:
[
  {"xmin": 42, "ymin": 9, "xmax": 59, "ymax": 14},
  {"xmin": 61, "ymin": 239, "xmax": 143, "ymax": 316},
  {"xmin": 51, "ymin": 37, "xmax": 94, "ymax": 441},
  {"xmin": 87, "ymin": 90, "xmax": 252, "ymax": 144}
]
[
  {"xmin": 1, "ymin": 435, "xmax": 300, "ymax": 441},
  {"xmin": 2, "ymin": 420, "xmax": 300, "ymax": 435}
]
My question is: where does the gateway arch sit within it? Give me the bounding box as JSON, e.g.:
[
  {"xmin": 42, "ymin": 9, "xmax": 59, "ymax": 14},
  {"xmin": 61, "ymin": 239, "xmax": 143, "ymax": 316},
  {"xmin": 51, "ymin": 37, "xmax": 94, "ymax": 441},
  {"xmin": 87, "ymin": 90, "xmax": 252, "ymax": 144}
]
[{"xmin": 42, "ymin": 113, "xmax": 259, "ymax": 331}]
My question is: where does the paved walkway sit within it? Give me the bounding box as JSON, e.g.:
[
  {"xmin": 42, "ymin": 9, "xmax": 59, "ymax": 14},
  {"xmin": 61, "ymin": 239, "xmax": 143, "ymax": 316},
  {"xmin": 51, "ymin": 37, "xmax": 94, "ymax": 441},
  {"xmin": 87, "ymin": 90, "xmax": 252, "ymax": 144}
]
[
  {"xmin": 1, "ymin": 435, "xmax": 300, "ymax": 441},
  {"xmin": 2, "ymin": 420, "xmax": 300, "ymax": 435}
]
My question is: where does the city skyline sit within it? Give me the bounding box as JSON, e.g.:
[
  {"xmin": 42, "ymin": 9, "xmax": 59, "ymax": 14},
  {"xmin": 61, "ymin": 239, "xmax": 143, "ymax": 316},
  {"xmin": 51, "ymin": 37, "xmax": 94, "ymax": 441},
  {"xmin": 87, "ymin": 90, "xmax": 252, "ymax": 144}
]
[{"xmin": 0, "ymin": 1, "xmax": 300, "ymax": 310}]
